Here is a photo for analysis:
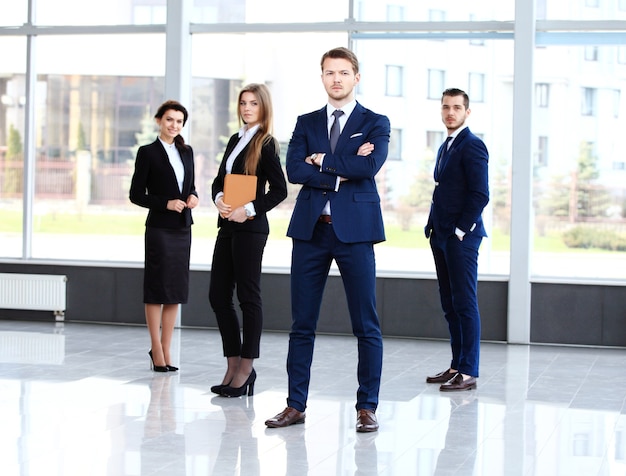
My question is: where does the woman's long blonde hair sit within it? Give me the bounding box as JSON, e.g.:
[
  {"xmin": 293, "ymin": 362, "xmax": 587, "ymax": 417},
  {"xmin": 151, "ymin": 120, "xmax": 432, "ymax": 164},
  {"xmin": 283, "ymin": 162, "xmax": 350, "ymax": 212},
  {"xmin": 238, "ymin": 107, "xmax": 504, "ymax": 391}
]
[{"xmin": 239, "ymin": 83, "xmax": 278, "ymax": 175}]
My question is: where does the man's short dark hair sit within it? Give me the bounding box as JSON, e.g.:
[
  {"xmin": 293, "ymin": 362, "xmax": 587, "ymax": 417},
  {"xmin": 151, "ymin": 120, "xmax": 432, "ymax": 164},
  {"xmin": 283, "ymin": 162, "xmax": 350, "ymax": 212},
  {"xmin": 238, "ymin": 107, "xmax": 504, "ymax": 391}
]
[{"xmin": 442, "ymin": 88, "xmax": 470, "ymax": 109}]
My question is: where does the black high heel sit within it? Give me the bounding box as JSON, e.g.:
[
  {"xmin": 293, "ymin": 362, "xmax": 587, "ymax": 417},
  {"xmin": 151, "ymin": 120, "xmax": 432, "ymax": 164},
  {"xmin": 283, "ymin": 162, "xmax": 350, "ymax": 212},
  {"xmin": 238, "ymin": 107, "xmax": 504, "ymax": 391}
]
[
  {"xmin": 166, "ymin": 365, "xmax": 179, "ymax": 372},
  {"xmin": 211, "ymin": 383, "xmax": 230, "ymax": 394},
  {"xmin": 220, "ymin": 369, "xmax": 256, "ymax": 397},
  {"xmin": 148, "ymin": 350, "xmax": 168, "ymax": 373}
]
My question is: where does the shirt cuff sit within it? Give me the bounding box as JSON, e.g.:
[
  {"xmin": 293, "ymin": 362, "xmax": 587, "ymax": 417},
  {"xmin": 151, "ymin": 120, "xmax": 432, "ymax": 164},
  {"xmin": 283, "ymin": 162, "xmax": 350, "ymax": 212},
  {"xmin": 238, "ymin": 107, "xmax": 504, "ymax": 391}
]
[{"xmin": 244, "ymin": 202, "xmax": 256, "ymax": 217}]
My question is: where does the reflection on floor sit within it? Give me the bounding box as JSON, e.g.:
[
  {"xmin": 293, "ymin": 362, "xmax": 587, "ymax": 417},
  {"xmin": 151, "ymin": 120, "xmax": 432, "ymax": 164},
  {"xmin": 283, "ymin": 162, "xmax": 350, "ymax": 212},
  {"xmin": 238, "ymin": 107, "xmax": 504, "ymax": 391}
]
[{"xmin": 1, "ymin": 320, "xmax": 626, "ymax": 476}]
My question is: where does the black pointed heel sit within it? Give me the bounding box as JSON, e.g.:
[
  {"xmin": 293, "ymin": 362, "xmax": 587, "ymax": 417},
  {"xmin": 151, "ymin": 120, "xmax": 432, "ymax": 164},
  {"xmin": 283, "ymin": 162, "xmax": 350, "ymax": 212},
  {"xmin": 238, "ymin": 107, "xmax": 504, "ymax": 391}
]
[
  {"xmin": 166, "ymin": 365, "xmax": 179, "ymax": 372},
  {"xmin": 148, "ymin": 350, "xmax": 168, "ymax": 373},
  {"xmin": 220, "ymin": 369, "xmax": 256, "ymax": 397}
]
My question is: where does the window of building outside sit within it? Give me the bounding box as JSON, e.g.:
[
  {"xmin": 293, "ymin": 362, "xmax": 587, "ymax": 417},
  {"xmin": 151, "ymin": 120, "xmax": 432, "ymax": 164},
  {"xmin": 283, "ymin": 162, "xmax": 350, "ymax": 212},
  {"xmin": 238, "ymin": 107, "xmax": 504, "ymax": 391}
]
[
  {"xmin": 582, "ymin": 88, "xmax": 597, "ymax": 116},
  {"xmin": 468, "ymin": 73, "xmax": 485, "ymax": 103},
  {"xmin": 388, "ymin": 128, "xmax": 402, "ymax": 161},
  {"xmin": 385, "ymin": 65, "xmax": 404, "ymax": 97},
  {"xmin": 532, "ymin": 45, "xmax": 626, "ymax": 279},
  {"xmin": 584, "ymin": 46, "xmax": 599, "ymax": 62},
  {"xmin": 427, "ymin": 70, "xmax": 445, "ymax": 100},
  {"xmin": 536, "ymin": 136, "xmax": 549, "ymax": 167},
  {"xmin": 536, "ymin": 83, "xmax": 550, "ymax": 108}
]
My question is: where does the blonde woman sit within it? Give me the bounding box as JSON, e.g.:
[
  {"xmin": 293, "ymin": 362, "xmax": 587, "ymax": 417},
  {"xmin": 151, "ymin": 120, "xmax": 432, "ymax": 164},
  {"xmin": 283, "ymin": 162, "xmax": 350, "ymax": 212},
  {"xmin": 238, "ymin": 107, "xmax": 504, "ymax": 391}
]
[{"xmin": 209, "ymin": 84, "xmax": 287, "ymax": 397}]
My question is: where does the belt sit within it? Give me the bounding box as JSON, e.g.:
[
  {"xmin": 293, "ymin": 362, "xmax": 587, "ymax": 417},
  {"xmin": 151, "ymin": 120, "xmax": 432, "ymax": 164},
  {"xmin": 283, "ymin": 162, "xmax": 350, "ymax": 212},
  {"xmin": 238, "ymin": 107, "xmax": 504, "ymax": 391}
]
[{"xmin": 318, "ymin": 215, "xmax": 332, "ymax": 224}]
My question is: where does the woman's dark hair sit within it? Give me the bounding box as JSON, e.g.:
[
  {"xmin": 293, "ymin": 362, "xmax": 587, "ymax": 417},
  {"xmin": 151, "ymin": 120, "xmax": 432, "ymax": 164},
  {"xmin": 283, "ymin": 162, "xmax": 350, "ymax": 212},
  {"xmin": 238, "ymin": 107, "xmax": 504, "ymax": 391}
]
[{"xmin": 154, "ymin": 100, "xmax": 190, "ymax": 151}]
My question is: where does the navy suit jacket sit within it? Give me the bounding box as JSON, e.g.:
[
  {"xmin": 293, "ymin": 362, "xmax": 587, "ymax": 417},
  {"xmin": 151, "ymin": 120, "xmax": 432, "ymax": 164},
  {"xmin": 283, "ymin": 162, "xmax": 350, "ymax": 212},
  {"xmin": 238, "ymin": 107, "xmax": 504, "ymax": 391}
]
[
  {"xmin": 425, "ymin": 127, "xmax": 489, "ymax": 240},
  {"xmin": 129, "ymin": 138, "xmax": 197, "ymax": 228},
  {"xmin": 286, "ymin": 102, "xmax": 390, "ymax": 243},
  {"xmin": 211, "ymin": 132, "xmax": 287, "ymax": 235}
]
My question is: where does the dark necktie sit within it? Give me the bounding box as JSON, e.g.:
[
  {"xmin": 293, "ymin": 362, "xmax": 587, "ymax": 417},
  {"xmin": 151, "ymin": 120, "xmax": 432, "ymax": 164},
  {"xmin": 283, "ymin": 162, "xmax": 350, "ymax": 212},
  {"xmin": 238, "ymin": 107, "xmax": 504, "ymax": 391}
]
[
  {"xmin": 437, "ymin": 136, "xmax": 453, "ymax": 173},
  {"xmin": 329, "ymin": 109, "xmax": 344, "ymax": 153}
]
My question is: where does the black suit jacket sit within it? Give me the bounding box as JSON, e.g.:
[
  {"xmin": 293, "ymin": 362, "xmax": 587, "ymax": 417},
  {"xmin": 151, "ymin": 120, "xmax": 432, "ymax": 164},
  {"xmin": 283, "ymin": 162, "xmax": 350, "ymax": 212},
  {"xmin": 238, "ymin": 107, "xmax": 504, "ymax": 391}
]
[
  {"xmin": 129, "ymin": 138, "xmax": 197, "ymax": 228},
  {"xmin": 212, "ymin": 132, "xmax": 287, "ymax": 234}
]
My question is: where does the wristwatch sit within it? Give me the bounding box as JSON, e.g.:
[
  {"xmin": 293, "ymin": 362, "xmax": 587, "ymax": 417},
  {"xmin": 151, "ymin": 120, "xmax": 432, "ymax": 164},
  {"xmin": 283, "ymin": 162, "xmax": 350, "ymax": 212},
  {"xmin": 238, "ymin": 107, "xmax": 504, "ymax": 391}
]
[{"xmin": 310, "ymin": 153, "xmax": 318, "ymax": 165}]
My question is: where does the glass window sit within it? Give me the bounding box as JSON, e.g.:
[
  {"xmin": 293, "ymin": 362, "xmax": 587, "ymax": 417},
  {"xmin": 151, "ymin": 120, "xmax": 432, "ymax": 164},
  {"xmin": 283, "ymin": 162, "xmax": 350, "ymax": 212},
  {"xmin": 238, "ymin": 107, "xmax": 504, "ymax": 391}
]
[
  {"xmin": 28, "ymin": 34, "xmax": 165, "ymax": 261},
  {"xmin": 0, "ymin": 0, "xmax": 27, "ymax": 25},
  {"xmin": 354, "ymin": 39, "xmax": 512, "ymax": 275},
  {"xmin": 533, "ymin": 46, "xmax": 626, "ymax": 279},
  {"xmin": 545, "ymin": 0, "xmax": 624, "ymax": 19},
  {"xmin": 193, "ymin": 0, "xmax": 347, "ymax": 23},
  {"xmin": 0, "ymin": 37, "xmax": 26, "ymax": 258},
  {"xmin": 429, "ymin": 9, "xmax": 446, "ymax": 22},
  {"xmin": 35, "ymin": 0, "xmax": 167, "ymax": 25},
  {"xmin": 190, "ymin": 32, "xmax": 346, "ymax": 268},
  {"xmin": 357, "ymin": 1, "xmax": 514, "ymax": 21},
  {"xmin": 386, "ymin": 5, "xmax": 405, "ymax": 21}
]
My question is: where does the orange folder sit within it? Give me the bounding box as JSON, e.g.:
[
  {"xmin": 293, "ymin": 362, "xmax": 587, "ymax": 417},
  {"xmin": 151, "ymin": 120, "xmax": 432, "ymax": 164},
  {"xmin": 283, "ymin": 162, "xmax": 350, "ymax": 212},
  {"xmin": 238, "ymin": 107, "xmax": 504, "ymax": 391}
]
[{"xmin": 223, "ymin": 174, "xmax": 257, "ymax": 209}]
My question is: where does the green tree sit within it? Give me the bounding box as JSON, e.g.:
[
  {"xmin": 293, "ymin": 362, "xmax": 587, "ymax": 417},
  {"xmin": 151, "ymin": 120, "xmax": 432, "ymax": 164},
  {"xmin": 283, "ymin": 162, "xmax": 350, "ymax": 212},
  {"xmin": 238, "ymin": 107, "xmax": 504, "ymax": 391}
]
[
  {"xmin": 7, "ymin": 124, "xmax": 22, "ymax": 160},
  {"xmin": 574, "ymin": 141, "xmax": 611, "ymax": 219},
  {"xmin": 4, "ymin": 125, "xmax": 23, "ymax": 194},
  {"xmin": 132, "ymin": 106, "xmax": 157, "ymax": 160},
  {"xmin": 76, "ymin": 122, "xmax": 87, "ymax": 151}
]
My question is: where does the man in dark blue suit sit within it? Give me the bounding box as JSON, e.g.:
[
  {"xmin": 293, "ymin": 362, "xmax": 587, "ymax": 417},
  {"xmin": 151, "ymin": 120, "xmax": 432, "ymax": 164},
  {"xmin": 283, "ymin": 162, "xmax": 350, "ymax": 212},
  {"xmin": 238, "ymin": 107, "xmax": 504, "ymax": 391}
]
[
  {"xmin": 265, "ymin": 47, "xmax": 390, "ymax": 432},
  {"xmin": 425, "ymin": 88, "xmax": 489, "ymax": 391}
]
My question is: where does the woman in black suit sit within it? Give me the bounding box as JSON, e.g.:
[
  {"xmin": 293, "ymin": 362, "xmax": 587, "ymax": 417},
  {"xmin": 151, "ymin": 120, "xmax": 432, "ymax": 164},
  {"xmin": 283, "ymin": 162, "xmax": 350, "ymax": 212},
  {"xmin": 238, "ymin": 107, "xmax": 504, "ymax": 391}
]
[
  {"xmin": 209, "ymin": 83, "xmax": 287, "ymax": 397},
  {"xmin": 129, "ymin": 100, "xmax": 199, "ymax": 372}
]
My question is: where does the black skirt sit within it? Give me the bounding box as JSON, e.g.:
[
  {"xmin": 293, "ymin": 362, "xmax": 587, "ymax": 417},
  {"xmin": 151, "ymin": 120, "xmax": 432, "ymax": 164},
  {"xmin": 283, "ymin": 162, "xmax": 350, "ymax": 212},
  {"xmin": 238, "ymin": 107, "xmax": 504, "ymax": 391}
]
[{"xmin": 144, "ymin": 226, "xmax": 191, "ymax": 304}]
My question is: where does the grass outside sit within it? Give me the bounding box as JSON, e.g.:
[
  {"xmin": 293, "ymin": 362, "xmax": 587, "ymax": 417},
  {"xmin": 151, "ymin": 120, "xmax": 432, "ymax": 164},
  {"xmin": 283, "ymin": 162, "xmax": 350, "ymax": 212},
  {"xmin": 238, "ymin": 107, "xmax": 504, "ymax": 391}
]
[{"xmin": 0, "ymin": 209, "xmax": 619, "ymax": 255}]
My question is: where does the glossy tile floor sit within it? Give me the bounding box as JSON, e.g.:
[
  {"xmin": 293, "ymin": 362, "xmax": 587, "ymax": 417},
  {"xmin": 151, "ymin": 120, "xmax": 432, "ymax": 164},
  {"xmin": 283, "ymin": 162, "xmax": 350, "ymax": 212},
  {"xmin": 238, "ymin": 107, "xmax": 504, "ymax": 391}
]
[{"xmin": 2, "ymin": 320, "xmax": 626, "ymax": 476}]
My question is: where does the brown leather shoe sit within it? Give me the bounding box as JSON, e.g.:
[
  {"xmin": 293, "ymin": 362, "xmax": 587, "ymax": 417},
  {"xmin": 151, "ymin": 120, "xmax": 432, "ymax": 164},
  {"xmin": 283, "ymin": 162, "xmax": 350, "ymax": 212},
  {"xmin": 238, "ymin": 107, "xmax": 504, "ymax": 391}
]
[
  {"xmin": 356, "ymin": 409, "xmax": 379, "ymax": 433},
  {"xmin": 265, "ymin": 407, "xmax": 306, "ymax": 428},
  {"xmin": 439, "ymin": 373, "xmax": 477, "ymax": 391},
  {"xmin": 426, "ymin": 369, "xmax": 458, "ymax": 383}
]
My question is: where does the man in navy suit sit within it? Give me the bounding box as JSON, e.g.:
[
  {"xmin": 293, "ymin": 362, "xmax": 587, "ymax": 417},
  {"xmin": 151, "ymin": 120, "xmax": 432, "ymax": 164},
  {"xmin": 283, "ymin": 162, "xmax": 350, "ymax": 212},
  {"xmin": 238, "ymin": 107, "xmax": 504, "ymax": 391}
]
[
  {"xmin": 425, "ymin": 88, "xmax": 489, "ymax": 391},
  {"xmin": 265, "ymin": 47, "xmax": 390, "ymax": 432}
]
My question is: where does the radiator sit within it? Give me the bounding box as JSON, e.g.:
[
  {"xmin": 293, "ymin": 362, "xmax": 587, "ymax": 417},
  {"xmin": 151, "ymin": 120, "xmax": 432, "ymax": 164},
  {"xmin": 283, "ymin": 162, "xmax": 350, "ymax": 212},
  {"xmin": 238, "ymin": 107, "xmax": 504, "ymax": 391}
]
[{"xmin": 0, "ymin": 273, "xmax": 67, "ymax": 319}]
